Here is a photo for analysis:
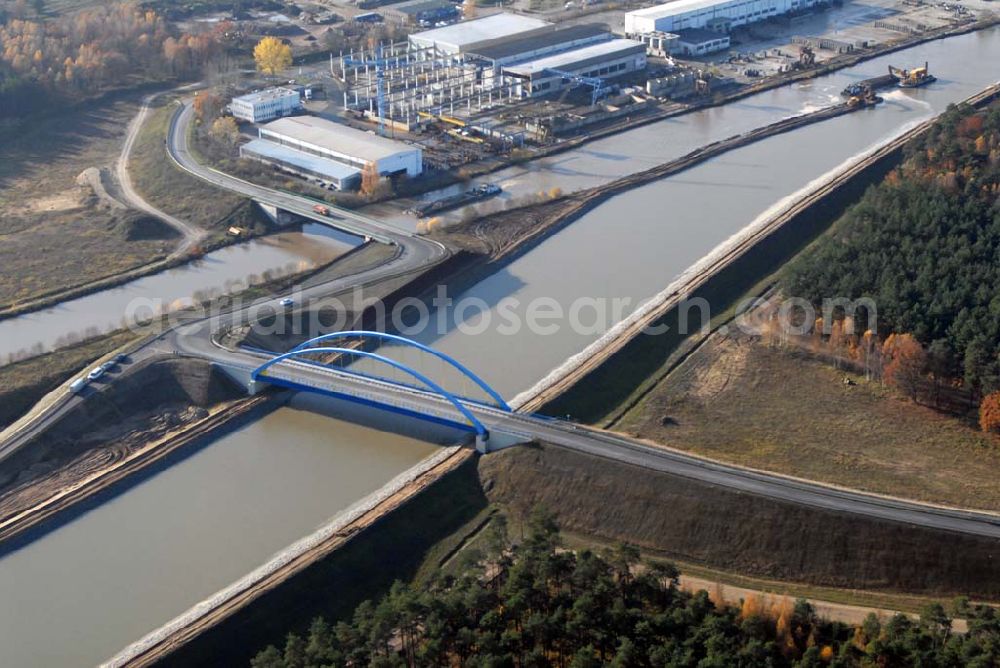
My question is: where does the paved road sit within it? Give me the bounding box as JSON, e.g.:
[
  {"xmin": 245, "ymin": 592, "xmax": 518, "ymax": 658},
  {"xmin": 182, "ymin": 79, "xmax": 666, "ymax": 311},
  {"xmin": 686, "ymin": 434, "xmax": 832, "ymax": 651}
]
[
  {"xmin": 167, "ymin": 102, "xmax": 411, "ymax": 245},
  {"xmin": 0, "ymin": 101, "xmax": 450, "ymax": 465},
  {"xmin": 223, "ymin": 354, "xmax": 1000, "ymax": 539},
  {"xmin": 3, "ymin": 99, "xmax": 1000, "ymax": 542},
  {"xmin": 117, "ymin": 90, "xmax": 207, "ymax": 256}
]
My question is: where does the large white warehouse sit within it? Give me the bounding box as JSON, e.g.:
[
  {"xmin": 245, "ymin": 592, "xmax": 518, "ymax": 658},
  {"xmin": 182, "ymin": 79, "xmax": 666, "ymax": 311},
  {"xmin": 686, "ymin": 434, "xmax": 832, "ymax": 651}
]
[
  {"xmin": 408, "ymin": 13, "xmax": 550, "ymax": 56},
  {"xmin": 259, "ymin": 116, "xmax": 423, "ymax": 177},
  {"xmin": 625, "ymin": 0, "xmax": 819, "ymax": 35}
]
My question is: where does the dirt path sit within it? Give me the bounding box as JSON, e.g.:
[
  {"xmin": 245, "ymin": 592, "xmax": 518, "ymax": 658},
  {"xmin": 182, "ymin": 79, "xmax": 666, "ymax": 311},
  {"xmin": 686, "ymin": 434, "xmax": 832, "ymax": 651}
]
[{"xmin": 116, "ymin": 89, "xmax": 207, "ymax": 257}]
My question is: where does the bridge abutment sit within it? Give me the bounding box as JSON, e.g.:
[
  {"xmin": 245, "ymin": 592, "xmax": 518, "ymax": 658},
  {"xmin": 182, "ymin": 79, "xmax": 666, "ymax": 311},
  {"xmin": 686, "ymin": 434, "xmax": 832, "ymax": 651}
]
[{"xmin": 256, "ymin": 202, "xmax": 298, "ymax": 226}]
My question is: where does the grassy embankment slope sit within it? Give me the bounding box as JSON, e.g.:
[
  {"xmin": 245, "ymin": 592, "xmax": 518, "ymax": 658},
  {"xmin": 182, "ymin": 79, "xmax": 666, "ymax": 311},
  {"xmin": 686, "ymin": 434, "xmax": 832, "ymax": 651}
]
[
  {"xmin": 0, "ymin": 332, "xmax": 137, "ymax": 432},
  {"xmin": 129, "ymin": 100, "xmax": 265, "ymax": 241},
  {"xmin": 581, "ymin": 100, "xmax": 1000, "ymax": 510},
  {"xmin": 0, "ymin": 97, "xmax": 179, "ymax": 311}
]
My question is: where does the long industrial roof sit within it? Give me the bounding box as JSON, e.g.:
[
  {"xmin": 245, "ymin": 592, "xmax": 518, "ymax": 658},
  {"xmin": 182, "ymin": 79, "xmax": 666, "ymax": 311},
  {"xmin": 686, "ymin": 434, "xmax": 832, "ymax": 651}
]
[
  {"xmin": 233, "ymin": 87, "xmax": 300, "ymax": 105},
  {"xmin": 386, "ymin": 0, "xmax": 455, "ymax": 15},
  {"xmin": 627, "ymin": 0, "xmax": 738, "ymax": 19},
  {"xmin": 504, "ymin": 39, "xmax": 644, "ymax": 76},
  {"xmin": 468, "ymin": 23, "xmax": 609, "ymax": 61},
  {"xmin": 242, "ymin": 139, "xmax": 362, "ymax": 180},
  {"xmin": 260, "ymin": 116, "xmax": 418, "ymax": 161},
  {"xmin": 409, "ymin": 13, "xmax": 550, "ymax": 50}
]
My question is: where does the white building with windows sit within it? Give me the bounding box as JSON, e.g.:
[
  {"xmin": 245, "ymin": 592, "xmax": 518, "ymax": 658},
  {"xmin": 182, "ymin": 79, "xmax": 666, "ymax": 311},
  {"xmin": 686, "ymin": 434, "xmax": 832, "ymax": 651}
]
[
  {"xmin": 625, "ymin": 0, "xmax": 820, "ymax": 36},
  {"xmin": 230, "ymin": 88, "xmax": 303, "ymax": 123},
  {"xmin": 258, "ymin": 116, "xmax": 423, "ymax": 177}
]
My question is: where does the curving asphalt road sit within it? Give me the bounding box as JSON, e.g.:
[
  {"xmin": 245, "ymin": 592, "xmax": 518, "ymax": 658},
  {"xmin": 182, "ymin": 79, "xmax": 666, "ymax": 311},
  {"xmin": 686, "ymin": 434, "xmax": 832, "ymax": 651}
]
[
  {"xmin": 0, "ymin": 101, "xmax": 450, "ymax": 465},
  {"xmin": 3, "ymin": 99, "xmax": 999, "ymax": 542},
  {"xmin": 117, "ymin": 89, "xmax": 208, "ymax": 256}
]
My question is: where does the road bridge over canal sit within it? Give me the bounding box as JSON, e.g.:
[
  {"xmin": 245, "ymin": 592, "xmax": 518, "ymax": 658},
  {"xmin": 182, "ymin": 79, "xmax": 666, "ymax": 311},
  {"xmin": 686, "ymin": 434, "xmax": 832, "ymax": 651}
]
[{"xmin": 214, "ymin": 334, "xmax": 1000, "ymax": 539}]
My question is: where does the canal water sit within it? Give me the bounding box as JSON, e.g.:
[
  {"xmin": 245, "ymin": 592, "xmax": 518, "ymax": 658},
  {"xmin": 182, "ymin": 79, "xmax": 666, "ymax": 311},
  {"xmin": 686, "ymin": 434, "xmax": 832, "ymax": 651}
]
[
  {"xmin": 373, "ymin": 26, "xmax": 1000, "ymax": 231},
  {"xmin": 0, "ymin": 26, "xmax": 997, "ymax": 668},
  {"xmin": 0, "ymin": 395, "xmax": 450, "ymax": 668},
  {"xmin": 372, "ymin": 27, "xmax": 1000, "ymax": 399},
  {"xmin": 0, "ymin": 224, "xmax": 359, "ymax": 364}
]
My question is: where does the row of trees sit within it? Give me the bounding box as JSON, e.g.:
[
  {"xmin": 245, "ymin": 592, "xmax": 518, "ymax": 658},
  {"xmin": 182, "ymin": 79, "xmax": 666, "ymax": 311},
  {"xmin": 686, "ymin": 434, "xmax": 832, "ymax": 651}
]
[
  {"xmin": 251, "ymin": 512, "xmax": 1000, "ymax": 667},
  {"xmin": 763, "ymin": 309, "xmax": 1000, "ymax": 427},
  {"xmin": 783, "ymin": 101, "xmax": 1000, "ymax": 402},
  {"xmin": 0, "ymin": 3, "xmax": 223, "ymax": 119}
]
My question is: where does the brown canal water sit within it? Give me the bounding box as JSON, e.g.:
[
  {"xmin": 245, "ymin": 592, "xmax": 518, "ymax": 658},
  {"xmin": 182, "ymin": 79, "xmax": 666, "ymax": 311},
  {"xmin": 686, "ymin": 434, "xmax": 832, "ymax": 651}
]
[
  {"xmin": 0, "ymin": 395, "xmax": 450, "ymax": 668},
  {"xmin": 370, "ymin": 28, "xmax": 1000, "ymax": 400},
  {"xmin": 0, "ymin": 224, "xmax": 358, "ymax": 363},
  {"xmin": 0, "ymin": 26, "xmax": 997, "ymax": 668}
]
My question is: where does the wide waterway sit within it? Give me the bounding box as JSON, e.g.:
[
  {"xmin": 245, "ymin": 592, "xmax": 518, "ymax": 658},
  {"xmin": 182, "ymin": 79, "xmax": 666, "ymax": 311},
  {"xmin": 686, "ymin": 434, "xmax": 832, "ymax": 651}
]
[
  {"xmin": 0, "ymin": 395, "xmax": 450, "ymax": 668},
  {"xmin": 371, "ymin": 27, "xmax": 1000, "ymax": 399},
  {"xmin": 1, "ymin": 26, "xmax": 998, "ymax": 667},
  {"xmin": 374, "ymin": 26, "xmax": 1000, "ymax": 231},
  {"xmin": 0, "ymin": 223, "xmax": 358, "ymax": 363}
]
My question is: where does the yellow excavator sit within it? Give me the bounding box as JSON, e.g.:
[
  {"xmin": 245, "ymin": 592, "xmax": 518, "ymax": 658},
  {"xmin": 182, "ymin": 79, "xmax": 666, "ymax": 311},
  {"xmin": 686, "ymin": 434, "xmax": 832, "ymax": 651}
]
[
  {"xmin": 846, "ymin": 83, "xmax": 882, "ymax": 109},
  {"xmin": 889, "ymin": 62, "xmax": 936, "ymax": 88}
]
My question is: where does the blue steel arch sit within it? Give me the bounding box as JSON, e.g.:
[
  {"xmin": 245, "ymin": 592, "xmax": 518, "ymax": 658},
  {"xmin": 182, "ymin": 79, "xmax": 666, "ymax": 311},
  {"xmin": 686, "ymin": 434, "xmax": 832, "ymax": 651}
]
[
  {"xmin": 251, "ymin": 347, "xmax": 488, "ymax": 437},
  {"xmin": 292, "ymin": 331, "xmax": 511, "ymax": 412}
]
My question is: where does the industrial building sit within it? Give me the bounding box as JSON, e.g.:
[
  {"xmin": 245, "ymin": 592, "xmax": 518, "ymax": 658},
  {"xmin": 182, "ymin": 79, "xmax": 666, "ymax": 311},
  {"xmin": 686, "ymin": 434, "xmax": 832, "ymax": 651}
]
[
  {"xmin": 383, "ymin": 0, "xmax": 458, "ymax": 26},
  {"xmin": 625, "ymin": 0, "xmax": 820, "ymax": 36},
  {"xmin": 339, "ymin": 13, "xmax": 646, "ymax": 124},
  {"xmin": 258, "ymin": 116, "xmax": 423, "ymax": 177},
  {"xmin": 240, "ymin": 139, "xmax": 362, "ymax": 190},
  {"xmin": 503, "ymin": 39, "xmax": 647, "ymax": 97},
  {"xmin": 635, "ymin": 30, "xmax": 680, "ymax": 58},
  {"xmin": 675, "ymin": 28, "xmax": 731, "ymax": 55},
  {"xmin": 407, "ymin": 13, "xmax": 551, "ymax": 57},
  {"xmin": 230, "ymin": 87, "xmax": 302, "ymax": 123},
  {"xmin": 465, "ymin": 23, "xmax": 611, "ymax": 66}
]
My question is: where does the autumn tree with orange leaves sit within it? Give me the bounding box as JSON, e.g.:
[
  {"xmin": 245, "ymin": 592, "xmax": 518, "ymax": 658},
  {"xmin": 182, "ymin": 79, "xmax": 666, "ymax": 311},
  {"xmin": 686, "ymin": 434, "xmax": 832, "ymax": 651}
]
[
  {"xmin": 193, "ymin": 90, "xmax": 223, "ymax": 124},
  {"xmin": 361, "ymin": 162, "xmax": 382, "ymax": 196},
  {"xmin": 980, "ymin": 391, "xmax": 1000, "ymax": 433},
  {"xmin": 0, "ymin": 4, "xmax": 220, "ymax": 119},
  {"xmin": 883, "ymin": 333, "xmax": 927, "ymax": 401}
]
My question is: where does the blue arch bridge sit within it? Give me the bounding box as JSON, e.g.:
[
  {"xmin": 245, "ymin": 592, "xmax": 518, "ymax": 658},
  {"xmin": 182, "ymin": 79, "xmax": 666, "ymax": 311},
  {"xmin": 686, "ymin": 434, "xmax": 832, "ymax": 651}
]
[{"xmin": 245, "ymin": 331, "xmax": 515, "ymax": 453}]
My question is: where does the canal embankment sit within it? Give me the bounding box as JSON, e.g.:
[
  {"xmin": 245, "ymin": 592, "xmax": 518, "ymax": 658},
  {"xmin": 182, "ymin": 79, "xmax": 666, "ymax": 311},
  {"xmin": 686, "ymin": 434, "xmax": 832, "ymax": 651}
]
[
  {"xmin": 107, "ymin": 80, "xmax": 1000, "ymax": 668},
  {"xmin": 374, "ymin": 14, "xmax": 1000, "ymax": 218},
  {"xmin": 5, "ymin": 28, "xmax": 1000, "ymax": 664},
  {"xmin": 522, "ymin": 80, "xmax": 1000, "ymax": 418},
  {"xmin": 435, "ymin": 95, "xmax": 878, "ymax": 267},
  {"xmin": 108, "ymin": 445, "xmax": 480, "ymax": 668},
  {"xmin": 0, "ymin": 239, "xmax": 441, "ymax": 550},
  {"xmin": 0, "ymin": 356, "xmax": 265, "ymax": 552},
  {"xmin": 66, "ymin": 82, "xmax": 992, "ymax": 663},
  {"xmin": 122, "ymin": 433, "xmax": 1000, "ymax": 667}
]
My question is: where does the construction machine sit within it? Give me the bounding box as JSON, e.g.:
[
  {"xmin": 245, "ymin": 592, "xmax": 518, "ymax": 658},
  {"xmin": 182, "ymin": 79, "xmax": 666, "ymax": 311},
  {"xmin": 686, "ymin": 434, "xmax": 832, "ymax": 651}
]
[
  {"xmin": 889, "ymin": 62, "xmax": 936, "ymax": 88},
  {"xmin": 798, "ymin": 45, "xmax": 816, "ymax": 68},
  {"xmin": 845, "ymin": 83, "xmax": 882, "ymax": 108}
]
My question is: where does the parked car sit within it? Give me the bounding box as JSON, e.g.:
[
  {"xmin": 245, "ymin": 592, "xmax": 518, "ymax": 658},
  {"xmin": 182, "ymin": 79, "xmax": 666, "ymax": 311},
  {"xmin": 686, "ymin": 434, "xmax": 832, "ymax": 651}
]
[
  {"xmin": 70, "ymin": 378, "xmax": 88, "ymax": 394},
  {"xmin": 100, "ymin": 361, "xmax": 116, "ymax": 373},
  {"xmin": 115, "ymin": 353, "xmax": 129, "ymax": 364},
  {"xmin": 87, "ymin": 367, "xmax": 105, "ymax": 381}
]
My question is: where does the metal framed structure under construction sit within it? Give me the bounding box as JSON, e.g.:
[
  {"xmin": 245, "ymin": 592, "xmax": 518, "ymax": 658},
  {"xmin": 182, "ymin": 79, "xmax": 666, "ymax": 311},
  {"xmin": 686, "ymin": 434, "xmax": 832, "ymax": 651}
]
[{"xmin": 336, "ymin": 41, "xmax": 530, "ymax": 128}]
